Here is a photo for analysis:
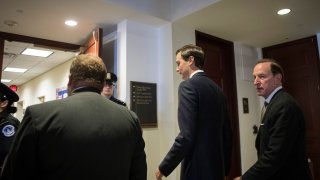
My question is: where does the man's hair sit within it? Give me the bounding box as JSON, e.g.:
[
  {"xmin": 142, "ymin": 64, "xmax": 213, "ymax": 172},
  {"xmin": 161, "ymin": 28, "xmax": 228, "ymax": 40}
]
[
  {"xmin": 176, "ymin": 44, "xmax": 205, "ymax": 69},
  {"xmin": 256, "ymin": 59, "xmax": 285, "ymax": 83},
  {"xmin": 69, "ymin": 54, "xmax": 106, "ymax": 91}
]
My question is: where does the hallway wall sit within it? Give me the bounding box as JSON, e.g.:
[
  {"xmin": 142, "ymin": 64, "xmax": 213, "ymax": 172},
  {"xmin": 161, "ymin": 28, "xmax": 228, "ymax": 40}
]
[{"xmin": 17, "ymin": 59, "xmax": 72, "ymax": 120}]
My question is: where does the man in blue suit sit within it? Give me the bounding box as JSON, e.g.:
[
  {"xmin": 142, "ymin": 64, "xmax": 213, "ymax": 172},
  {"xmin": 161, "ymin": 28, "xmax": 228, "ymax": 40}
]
[{"xmin": 156, "ymin": 44, "xmax": 233, "ymax": 180}]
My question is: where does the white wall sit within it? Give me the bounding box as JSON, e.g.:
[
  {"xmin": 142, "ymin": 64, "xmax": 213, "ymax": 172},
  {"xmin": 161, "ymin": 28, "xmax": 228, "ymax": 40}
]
[
  {"xmin": 117, "ymin": 19, "xmax": 177, "ymax": 180},
  {"xmin": 17, "ymin": 60, "xmax": 72, "ymax": 119},
  {"xmin": 233, "ymin": 43, "xmax": 262, "ymax": 172}
]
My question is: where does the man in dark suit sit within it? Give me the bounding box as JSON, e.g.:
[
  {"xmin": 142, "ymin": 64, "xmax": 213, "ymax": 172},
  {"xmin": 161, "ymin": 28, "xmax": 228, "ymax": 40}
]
[
  {"xmin": 234, "ymin": 59, "xmax": 311, "ymax": 180},
  {"xmin": 156, "ymin": 44, "xmax": 233, "ymax": 180},
  {"xmin": 0, "ymin": 54, "xmax": 147, "ymax": 180}
]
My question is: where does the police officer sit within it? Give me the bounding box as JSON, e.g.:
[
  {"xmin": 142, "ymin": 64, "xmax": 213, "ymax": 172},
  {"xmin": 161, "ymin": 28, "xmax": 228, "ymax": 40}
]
[
  {"xmin": 0, "ymin": 83, "xmax": 20, "ymax": 170},
  {"xmin": 101, "ymin": 72, "xmax": 127, "ymax": 107}
]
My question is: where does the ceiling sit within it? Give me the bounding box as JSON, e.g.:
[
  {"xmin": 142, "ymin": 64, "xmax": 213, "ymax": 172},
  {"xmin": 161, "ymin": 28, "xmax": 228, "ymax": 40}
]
[
  {"xmin": 3, "ymin": 41, "xmax": 77, "ymax": 85},
  {"xmin": 1, "ymin": 0, "xmax": 320, "ymax": 86},
  {"xmin": 176, "ymin": 0, "xmax": 320, "ymax": 47}
]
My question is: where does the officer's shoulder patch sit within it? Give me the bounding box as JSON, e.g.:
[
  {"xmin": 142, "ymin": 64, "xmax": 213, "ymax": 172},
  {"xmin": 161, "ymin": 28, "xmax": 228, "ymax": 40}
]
[{"xmin": 2, "ymin": 124, "xmax": 16, "ymax": 137}]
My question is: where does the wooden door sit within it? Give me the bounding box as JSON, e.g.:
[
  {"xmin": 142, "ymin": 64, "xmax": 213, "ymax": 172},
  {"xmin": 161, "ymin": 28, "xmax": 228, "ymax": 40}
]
[
  {"xmin": 81, "ymin": 28, "xmax": 102, "ymax": 56},
  {"xmin": 196, "ymin": 31, "xmax": 241, "ymax": 179},
  {"xmin": 263, "ymin": 36, "xmax": 320, "ymax": 180}
]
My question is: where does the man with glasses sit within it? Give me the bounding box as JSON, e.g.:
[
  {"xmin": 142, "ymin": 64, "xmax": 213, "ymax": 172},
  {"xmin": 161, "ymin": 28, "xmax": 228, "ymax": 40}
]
[{"xmin": 101, "ymin": 72, "xmax": 127, "ymax": 107}]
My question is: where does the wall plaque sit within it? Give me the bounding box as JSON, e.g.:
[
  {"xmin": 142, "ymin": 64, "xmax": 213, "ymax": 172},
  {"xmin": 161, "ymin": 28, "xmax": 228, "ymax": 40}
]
[{"xmin": 130, "ymin": 81, "xmax": 157, "ymax": 127}]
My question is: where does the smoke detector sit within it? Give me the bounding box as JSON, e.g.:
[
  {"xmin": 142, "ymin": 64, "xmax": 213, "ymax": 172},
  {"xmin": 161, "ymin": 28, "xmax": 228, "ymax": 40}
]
[{"xmin": 4, "ymin": 20, "xmax": 19, "ymax": 27}]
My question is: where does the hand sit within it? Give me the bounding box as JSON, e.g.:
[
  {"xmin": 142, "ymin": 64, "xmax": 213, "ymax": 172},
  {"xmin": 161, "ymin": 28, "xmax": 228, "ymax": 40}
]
[
  {"xmin": 155, "ymin": 168, "xmax": 164, "ymax": 180},
  {"xmin": 234, "ymin": 176, "xmax": 241, "ymax": 180}
]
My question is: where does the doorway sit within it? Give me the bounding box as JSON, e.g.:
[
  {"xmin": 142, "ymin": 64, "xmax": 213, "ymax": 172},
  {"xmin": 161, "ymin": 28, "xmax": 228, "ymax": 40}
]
[
  {"xmin": 263, "ymin": 36, "xmax": 320, "ymax": 180},
  {"xmin": 196, "ymin": 31, "xmax": 242, "ymax": 179},
  {"xmin": 0, "ymin": 32, "xmax": 81, "ymax": 84}
]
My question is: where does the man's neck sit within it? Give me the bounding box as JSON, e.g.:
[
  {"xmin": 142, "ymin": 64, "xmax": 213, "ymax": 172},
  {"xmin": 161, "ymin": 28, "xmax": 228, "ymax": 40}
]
[
  {"xmin": 265, "ymin": 86, "xmax": 283, "ymax": 103},
  {"xmin": 101, "ymin": 93, "xmax": 112, "ymax": 99},
  {"xmin": 189, "ymin": 69, "xmax": 203, "ymax": 79}
]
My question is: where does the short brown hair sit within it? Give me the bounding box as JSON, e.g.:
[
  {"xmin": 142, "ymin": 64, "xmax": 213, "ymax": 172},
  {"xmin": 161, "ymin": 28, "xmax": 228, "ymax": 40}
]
[
  {"xmin": 69, "ymin": 54, "xmax": 106, "ymax": 91},
  {"xmin": 176, "ymin": 44, "xmax": 205, "ymax": 69},
  {"xmin": 256, "ymin": 59, "xmax": 285, "ymax": 83}
]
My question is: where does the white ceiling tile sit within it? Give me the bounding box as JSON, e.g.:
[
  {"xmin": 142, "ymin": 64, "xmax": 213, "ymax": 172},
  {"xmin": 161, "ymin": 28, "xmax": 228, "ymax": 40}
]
[
  {"xmin": 4, "ymin": 41, "xmax": 30, "ymax": 54},
  {"xmin": 1, "ymin": 71, "xmax": 23, "ymax": 80}
]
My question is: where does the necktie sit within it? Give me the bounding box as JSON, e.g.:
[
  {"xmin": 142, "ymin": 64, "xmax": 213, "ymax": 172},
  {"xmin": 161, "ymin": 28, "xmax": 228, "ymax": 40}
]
[{"xmin": 260, "ymin": 102, "xmax": 268, "ymax": 123}]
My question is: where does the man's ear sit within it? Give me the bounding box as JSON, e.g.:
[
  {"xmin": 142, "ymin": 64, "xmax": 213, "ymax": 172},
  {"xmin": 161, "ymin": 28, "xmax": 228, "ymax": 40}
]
[
  {"xmin": 275, "ymin": 73, "xmax": 282, "ymax": 84},
  {"xmin": 0, "ymin": 100, "xmax": 9, "ymax": 108},
  {"xmin": 188, "ymin": 56, "xmax": 195, "ymax": 66},
  {"xmin": 67, "ymin": 74, "xmax": 72, "ymax": 87},
  {"xmin": 67, "ymin": 75, "xmax": 73, "ymax": 96}
]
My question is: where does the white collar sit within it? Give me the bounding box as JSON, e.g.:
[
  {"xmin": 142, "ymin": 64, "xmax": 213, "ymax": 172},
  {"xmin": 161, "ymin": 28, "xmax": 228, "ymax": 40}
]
[
  {"xmin": 265, "ymin": 86, "xmax": 283, "ymax": 103},
  {"xmin": 189, "ymin": 70, "xmax": 204, "ymax": 78}
]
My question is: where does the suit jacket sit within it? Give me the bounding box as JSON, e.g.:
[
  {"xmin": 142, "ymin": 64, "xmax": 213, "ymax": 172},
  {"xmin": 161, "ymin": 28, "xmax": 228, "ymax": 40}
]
[
  {"xmin": 0, "ymin": 87, "xmax": 147, "ymax": 180},
  {"xmin": 242, "ymin": 89, "xmax": 311, "ymax": 180},
  {"xmin": 159, "ymin": 72, "xmax": 233, "ymax": 180}
]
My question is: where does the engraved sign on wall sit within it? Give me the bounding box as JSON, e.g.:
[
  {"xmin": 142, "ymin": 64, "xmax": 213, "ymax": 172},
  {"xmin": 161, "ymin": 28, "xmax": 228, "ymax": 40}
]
[{"xmin": 130, "ymin": 81, "xmax": 157, "ymax": 128}]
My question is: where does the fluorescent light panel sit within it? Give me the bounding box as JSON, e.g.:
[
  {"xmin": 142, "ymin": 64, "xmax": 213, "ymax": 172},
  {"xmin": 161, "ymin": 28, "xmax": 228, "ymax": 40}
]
[
  {"xmin": 22, "ymin": 48, "xmax": 53, "ymax": 57},
  {"xmin": 1, "ymin": 79, "xmax": 11, "ymax": 83},
  {"xmin": 4, "ymin": 67, "xmax": 27, "ymax": 73}
]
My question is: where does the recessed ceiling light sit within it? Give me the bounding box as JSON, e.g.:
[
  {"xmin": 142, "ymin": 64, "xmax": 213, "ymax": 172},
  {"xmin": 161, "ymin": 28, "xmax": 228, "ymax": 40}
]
[
  {"xmin": 4, "ymin": 67, "xmax": 27, "ymax": 73},
  {"xmin": 65, "ymin": 20, "xmax": 78, "ymax": 27},
  {"xmin": 277, "ymin": 8, "xmax": 291, "ymax": 15},
  {"xmin": 22, "ymin": 48, "xmax": 53, "ymax": 57},
  {"xmin": 1, "ymin": 79, "xmax": 11, "ymax": 83}
]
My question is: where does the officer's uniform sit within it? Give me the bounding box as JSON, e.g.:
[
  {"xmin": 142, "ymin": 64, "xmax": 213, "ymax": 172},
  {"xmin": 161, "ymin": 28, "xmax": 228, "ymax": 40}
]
[
  {"xmin": 110, "ymin": 96, "xmax": 127, "ymax": 107},
  {"xmin": 105, "ymin": 72, "xmax": 127, "ymax": 107},
  {"xmin": 0, "ymin": 83, "xmax": 20, "ymax": 170}
]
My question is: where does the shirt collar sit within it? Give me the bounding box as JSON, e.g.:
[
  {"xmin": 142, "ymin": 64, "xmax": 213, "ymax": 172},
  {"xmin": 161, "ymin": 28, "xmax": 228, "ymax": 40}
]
[
  {"xmin": 71, "ymin": 86, "xmax": 101, "ymax": 95},
  {"xmin": 265, "ymin": 86, "xmax": 283, "ymax": 103},
  {"xmin": 190, "ymin": 70, "xmax": 204, "ymax": 78}
]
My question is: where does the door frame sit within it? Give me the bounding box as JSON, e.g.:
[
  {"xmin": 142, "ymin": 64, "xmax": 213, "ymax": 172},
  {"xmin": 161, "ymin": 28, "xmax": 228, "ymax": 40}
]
[{"xmin": 196, "ymin": 31, "xmax": 242, "ymax": 179}]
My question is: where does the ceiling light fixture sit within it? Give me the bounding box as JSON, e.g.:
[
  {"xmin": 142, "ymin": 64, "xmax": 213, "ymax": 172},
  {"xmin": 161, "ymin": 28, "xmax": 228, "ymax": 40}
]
[
  {"xmin": 1, "ymin": 79, "xmax": 11, "ymax": 83},
  {"xmin": 277, "ymin": 8, "xmax": 291, "ymax": 15},
  {"xmin": 65, "ymin": 20, "xmax": 78, "ymax": 27},
  {"xmin": 4, "ymin": 67, "xmax": 28, "ymax": 73},
  {"xmin": 22, "ymin": 48, "xmax": 53, "ymax": 57}
]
